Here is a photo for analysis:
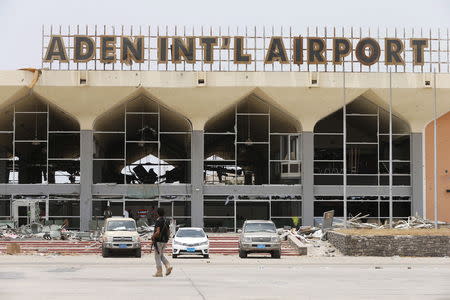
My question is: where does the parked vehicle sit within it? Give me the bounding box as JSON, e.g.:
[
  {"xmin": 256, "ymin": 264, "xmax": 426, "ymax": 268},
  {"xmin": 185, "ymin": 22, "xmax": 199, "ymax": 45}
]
[
  {"xmin": 172, "ymin": 227, "xmax": 209, "ymax": 258},
  {"xmin": 101, "ymin": 217, "xmax": 142, "ymax": 258},
  {"xmin": 238, "ymin": 220, "xmax": 281, "ymax": 258}
]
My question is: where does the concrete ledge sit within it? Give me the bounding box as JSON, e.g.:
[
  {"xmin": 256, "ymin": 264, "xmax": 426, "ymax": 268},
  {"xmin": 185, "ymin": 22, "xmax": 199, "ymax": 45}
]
[
  {"xmin": 287, "ymin": 234, "xmax": 307, "ymax": 256},
  {"xmin": 328, "ymin": 231, "xmax": 450, "ymax": 257}
]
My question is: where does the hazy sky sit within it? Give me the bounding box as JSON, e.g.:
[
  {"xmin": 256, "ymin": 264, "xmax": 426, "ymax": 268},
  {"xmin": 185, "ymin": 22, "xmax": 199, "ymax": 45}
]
[{"xmin": 0, "ymin": 0, "xmax": 449, "ymax": 69}]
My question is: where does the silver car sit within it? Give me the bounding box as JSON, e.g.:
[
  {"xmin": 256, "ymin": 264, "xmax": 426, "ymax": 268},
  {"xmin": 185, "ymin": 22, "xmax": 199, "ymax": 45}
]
[{"xmin": 238, "ymin": 220, "xmax": 281, "ymax": 258}]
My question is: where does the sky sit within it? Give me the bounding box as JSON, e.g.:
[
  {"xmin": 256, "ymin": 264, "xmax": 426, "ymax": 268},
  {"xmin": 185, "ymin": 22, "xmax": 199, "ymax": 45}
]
[{"xmin": 0, "ymin": 0, "xmax": 449, "ymax": 69}]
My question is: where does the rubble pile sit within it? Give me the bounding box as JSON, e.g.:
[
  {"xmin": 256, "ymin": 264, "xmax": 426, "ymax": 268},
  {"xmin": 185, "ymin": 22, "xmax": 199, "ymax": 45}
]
[
  {"xmin": 285, "ymin": 226, "xmax": 339, "ymax": 257},
  {"xmin": 137, "ymin": 224, "xmax": 154, "ymax": 239},
  {"xmin": 0, "ymin": 219, "xmax": 158, "ymax": 242},
  {"xmin": 0, "ymin": 223, "xmax": 94, "ymax": 241},
  {"xmin": 287, "ymin": 213, "xmax": 446, "ymax": 257},
  {"xmin": 334, "ymin": 213, "xmax": 443, "ymax": 229}
]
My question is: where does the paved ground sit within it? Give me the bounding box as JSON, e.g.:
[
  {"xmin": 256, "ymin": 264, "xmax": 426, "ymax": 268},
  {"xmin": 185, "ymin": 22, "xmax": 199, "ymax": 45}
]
[{"xmin": 1, "ymin": 254, "xmax": 450, "ymax": 300}]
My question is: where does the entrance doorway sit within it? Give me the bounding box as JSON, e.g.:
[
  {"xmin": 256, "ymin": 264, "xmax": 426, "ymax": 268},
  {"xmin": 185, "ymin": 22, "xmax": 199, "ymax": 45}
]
[
  {"xmin": 12, "ymin": 199, "xmax": 41, "ymax": 227},
  {"xmin": 108, "ymin": 201, "xmax": 124, "ymax": 217},
  {"xmin": 236, "ymin": 201, "xmax": 270, "ymax": 229},
  {"xmin": 17, "ymin": 205, "xmax": 29, "ymax": 226},
  {"xmin": 204, "ymin": 195, "xmax": 302, "ymax": 232}
]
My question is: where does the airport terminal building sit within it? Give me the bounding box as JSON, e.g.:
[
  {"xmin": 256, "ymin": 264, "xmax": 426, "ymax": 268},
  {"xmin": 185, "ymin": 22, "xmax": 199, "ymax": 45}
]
[{"xmin": 0, "ymin": 26, "xmax": 449, "ymax": 231}]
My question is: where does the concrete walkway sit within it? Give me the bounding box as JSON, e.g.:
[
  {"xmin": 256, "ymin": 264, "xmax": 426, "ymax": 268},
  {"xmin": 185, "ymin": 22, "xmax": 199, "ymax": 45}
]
[{"xmin": 1, "ymin": 255, "xmax": 449, "ymax": 299}]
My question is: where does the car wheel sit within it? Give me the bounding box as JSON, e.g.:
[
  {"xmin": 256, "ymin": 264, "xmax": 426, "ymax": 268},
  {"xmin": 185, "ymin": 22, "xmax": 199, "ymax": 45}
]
[
  {"xmin": 172, "ymin": 254, "xmax": 178, "ymax": 259},
  {"xmin": 102, "ymin": 247, "xmax": 109, "ymax": 258},
  {"xmin": 135, "ymin": 248, "xmax": 142, "ymax": 258},
  {"xmin": 239, "ymin": 250, "xmax": 247, "ymax": 258},
  {"xmin": 271, "ymin": 250, "xmax": 281, "ymax": 259},
  {"xmin": 203, "ymin": 254, "xmax": 209, "ymax": 259}
]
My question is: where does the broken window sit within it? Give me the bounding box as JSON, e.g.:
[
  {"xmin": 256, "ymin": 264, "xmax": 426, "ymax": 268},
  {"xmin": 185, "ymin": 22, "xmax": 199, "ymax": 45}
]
[
  {"xmin": 314, "ymin": 195, "xmax": 411, "ymax": 221},
  {"xmin": 271, "ymin": 201, "xmax": 302, "ymax": 217},
  {"xmin": 203, "ymin": 195, "xmax": 302, "ymax": 232},
  {"xmin": 0, "ymin": 195, "xmax": 11, "ymax": 217},
  {"xmin": 203, "ymin": 196, "xmax": 235, "ymax": 231},
  {"xmin": 0, "ymin": 96, "xmax": 80, "ymax": 184},
  {"xmin": 48, "ymin": 160, "xmax": 80, "ymax": 184},
  {"xmin": 93, "ymin": 96, "xmax": 192, "ymax": 185},
  {"xmin": 93, "ymin": 160, "xmax": 125, "ymax": 184},
  {"xmin": 49, "ymin": 200, "xmax": 80, "ymax": 216},
  {"xmin": 204, "ymin": 94, "xmax": 301, "ymax": 185},
  {"xmin": 314, "ymin": 200, "xmax": 344, "ymax": 217},
  {"xmin": 314, "ymin": 97, "xmax": 411, "ymax": 186}
]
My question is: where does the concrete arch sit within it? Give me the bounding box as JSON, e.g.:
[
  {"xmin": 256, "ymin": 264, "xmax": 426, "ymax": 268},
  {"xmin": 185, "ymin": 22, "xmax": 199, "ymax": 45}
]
[
  {"xmin": 258, "ymin": 86, "xmax": 367, "ymax": 132},
  {"xmin": 0, "ymin": 70, "xmax": 36, "ymax": 111},
  {"xmin": 313, "ymin": 89, "xmax": 412, "ymax": 133},
  {"xmin": 204, "ymin": 88, "xmax": 302, "ymax": 133},
  {"xmin": 0, "ymin": 91, "xmax": 81, "ymax": 130},
  {"xmin": 92, "ymin": 89, "xmax": 193, "ymax": 132},
  {"xmin": 147, "ymin": 86, "xmax": 255, "ymax": 130}
]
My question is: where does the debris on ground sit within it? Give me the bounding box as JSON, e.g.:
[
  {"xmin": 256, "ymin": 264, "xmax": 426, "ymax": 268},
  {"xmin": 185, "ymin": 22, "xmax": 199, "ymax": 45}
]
[
  {"xmin": 286, "ymin": 212, "xmax": 448, "ymax": 257},
  {"xmin": 0, "ymin": 223, "xmax": 94, "ymax": 241},
  {"xmin": 137, "ymin": 223, "xmax": 154, "ymax": 239},
  {"xmin": 334, "ymin": 214, "xmax": 445, "ymax": 230}
]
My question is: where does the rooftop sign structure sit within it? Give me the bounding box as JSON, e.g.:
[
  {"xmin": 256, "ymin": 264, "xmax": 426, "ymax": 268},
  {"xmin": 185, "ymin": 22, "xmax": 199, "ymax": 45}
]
[{"xmin": 41, "ymin": 25, "xmax": 450, "ymax": 72}]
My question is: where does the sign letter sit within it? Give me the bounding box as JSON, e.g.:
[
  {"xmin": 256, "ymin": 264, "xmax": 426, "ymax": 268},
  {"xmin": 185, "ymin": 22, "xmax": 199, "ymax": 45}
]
[
  {"xmin": 158, "ymin": 37, "xmax": 168, "ymax": 63},
  {"xmin": 333, "ymin": 38, "xmax": 352, "ymax": 64},
  {"xmin": 307, "ymin": 38, "xmax": 326, "ymax": 64},
  {"xmin": 355, "ymin": 38, "xmax": 380, "ymax": 66},
  {"xmin": 121, "ymin": 36, "xmax": 145, "ymax": 65},
  {"xmin": 200, "ymin": 37, "xmax": 218, "ymax": 63},
  {"xmin": 293, "ymin": 37, "xmax": 303, "ymax": 65},
  {"xmin": 172, "ymin": 37, "xmax": 196, "ymax": 63},
  {"xmin": 410, "ymin": 38, "xmax": 429, "ymax": 66},
  {"xmin": 100, "ymin": 36, "xmax": 116, "ymax": 64},
  {"xmin": 385, "ymin": 38, "xmax": 405, "ymax": 65},
  {"xmin": 265, "ymin": 37, "xmax": 288, "ymax": 64},
  {"xmin": 44, "ymin": 36, "xmax": 68, "ymax": 62},
  {"xmin": 74, "ymin": 36, "xmax": 95, "ymax": 63},
  {"xmin": 234, "ymin": 37, "xmax": 251, "ymax": 64}
]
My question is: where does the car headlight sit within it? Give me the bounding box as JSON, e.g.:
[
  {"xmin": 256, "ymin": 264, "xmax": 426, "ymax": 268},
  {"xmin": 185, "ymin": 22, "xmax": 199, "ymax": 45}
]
[
  {"xmin": 271, "ymin": 236, "xmax": 279, "ymax": 242},
  {"xmin": 173, "ymin": 240, "xmax": 181, "ymax": 245},
  {"xmin": 243, "ymin": 237, "xmax": 252, "ymax": 243},
  {"xmin": 132, "ymin": 236, "xmax": 138, "ymax": 242},
  {"xmin": 199, "ymin": 241, "xmax": 209, "ymax": 246},
  {"xmin": 106, "ymin": 236, "xmax": 113, "ymax": 242}
]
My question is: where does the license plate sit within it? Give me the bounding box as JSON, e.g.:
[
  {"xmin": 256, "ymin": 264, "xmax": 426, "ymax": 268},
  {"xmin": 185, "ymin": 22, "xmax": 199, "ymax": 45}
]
[
  {"xmin": 257, "ymin": 244, "xmax": 266, "ymax": 249},
  {"xmin": 119, "ymin": 244, "xmax": 127, "ymax": 248},
  {"xmin": 187, "ymin": 247, "xmax": 196, "ymax": 252}
]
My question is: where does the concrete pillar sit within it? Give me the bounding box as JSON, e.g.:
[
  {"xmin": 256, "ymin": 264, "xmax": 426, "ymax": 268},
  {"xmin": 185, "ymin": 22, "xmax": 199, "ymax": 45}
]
[
  {"xmin": 302, "ymin": 131, "xmax": 314, "ymax": 226},
  {"xmin": 411, "ymin": 132, "xmax": 424, "ymax": 217},
  {"xmin": 80, "ymin": 130, "xmax": 93, "ymax": 231},
  {"xmin": 191, "ymin": 130, "xmax": 204, "ymax": 227}
]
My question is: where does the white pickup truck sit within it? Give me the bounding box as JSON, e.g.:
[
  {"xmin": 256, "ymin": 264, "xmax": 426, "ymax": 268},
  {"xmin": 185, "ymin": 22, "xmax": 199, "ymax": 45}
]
[{"xmin": 101, "ymin": 217, "xmax": 142, "ymax": 258}]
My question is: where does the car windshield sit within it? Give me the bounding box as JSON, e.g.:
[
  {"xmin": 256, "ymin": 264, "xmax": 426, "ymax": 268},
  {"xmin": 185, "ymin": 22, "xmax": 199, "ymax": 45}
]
[
  {"xmin": 176, "ymin": 229, "xmax": 206, "ymax": 238},
  {"xmin": 106, "ymin": 220, "xmax": 136, "ymax": 231},
  {"xmin": 244, "ymin": 223, "xmax": 276, "ymax": 233}
]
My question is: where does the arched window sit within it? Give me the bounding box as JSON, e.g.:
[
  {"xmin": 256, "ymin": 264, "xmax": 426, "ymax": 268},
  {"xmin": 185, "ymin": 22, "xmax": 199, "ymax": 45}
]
[
  {"xmin": 313, "ymin": 97, "xmax": 411, "ymax": 222},
  {"xmin": 93, "ymin": 96, "xmax": 192, "ymax": 184},
  {"xmin": 0, "ymin": 95, "xmax": 80, "ymax": 184},
  {"xmin": 204, "ymin": 94, "xmax": 301, "ymax": 185},
  {"xmin": 313, "ymin": 97, "xmax": 410, "ymax": 186}
]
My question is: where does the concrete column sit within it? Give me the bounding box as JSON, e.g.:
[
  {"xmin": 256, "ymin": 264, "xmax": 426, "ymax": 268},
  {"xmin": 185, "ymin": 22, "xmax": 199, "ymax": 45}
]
[
  {"xmin": 191, "ymin": 130, "xmax": 204, "ymax": 227},
  {"xmin": 411, "ymin": 132, "xmax": 424, "ymax": 217},
  {"xmin": 80, "ymin": 130, "xmax": 93, "ymax": 231},
  {"xmin": 302, "ymin": 131, "xmax": 314, "ymax": 226}
]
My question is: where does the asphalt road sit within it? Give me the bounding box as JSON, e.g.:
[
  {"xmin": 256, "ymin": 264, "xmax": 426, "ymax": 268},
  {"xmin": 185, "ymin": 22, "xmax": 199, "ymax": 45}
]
[{"xmin": 1, "ymin": 255, "xmax": 450, "ymax": 300}]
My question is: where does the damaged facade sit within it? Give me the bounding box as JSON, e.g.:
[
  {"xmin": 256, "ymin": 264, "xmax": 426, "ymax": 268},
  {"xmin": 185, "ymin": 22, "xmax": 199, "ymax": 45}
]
[
  {"xmin": 1, "ymin": 26, "xmax": 450, "ymax": 232},
  {"xmin": 1, "ymin": 70, "xmax": 449, "ymax": 231}
]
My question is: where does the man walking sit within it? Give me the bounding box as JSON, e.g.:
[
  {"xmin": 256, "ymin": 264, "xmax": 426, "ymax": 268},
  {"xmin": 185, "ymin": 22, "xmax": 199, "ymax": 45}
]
[{"xmin": 151, "ymin": 207, "xmax": 173, "ymax": 277}]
